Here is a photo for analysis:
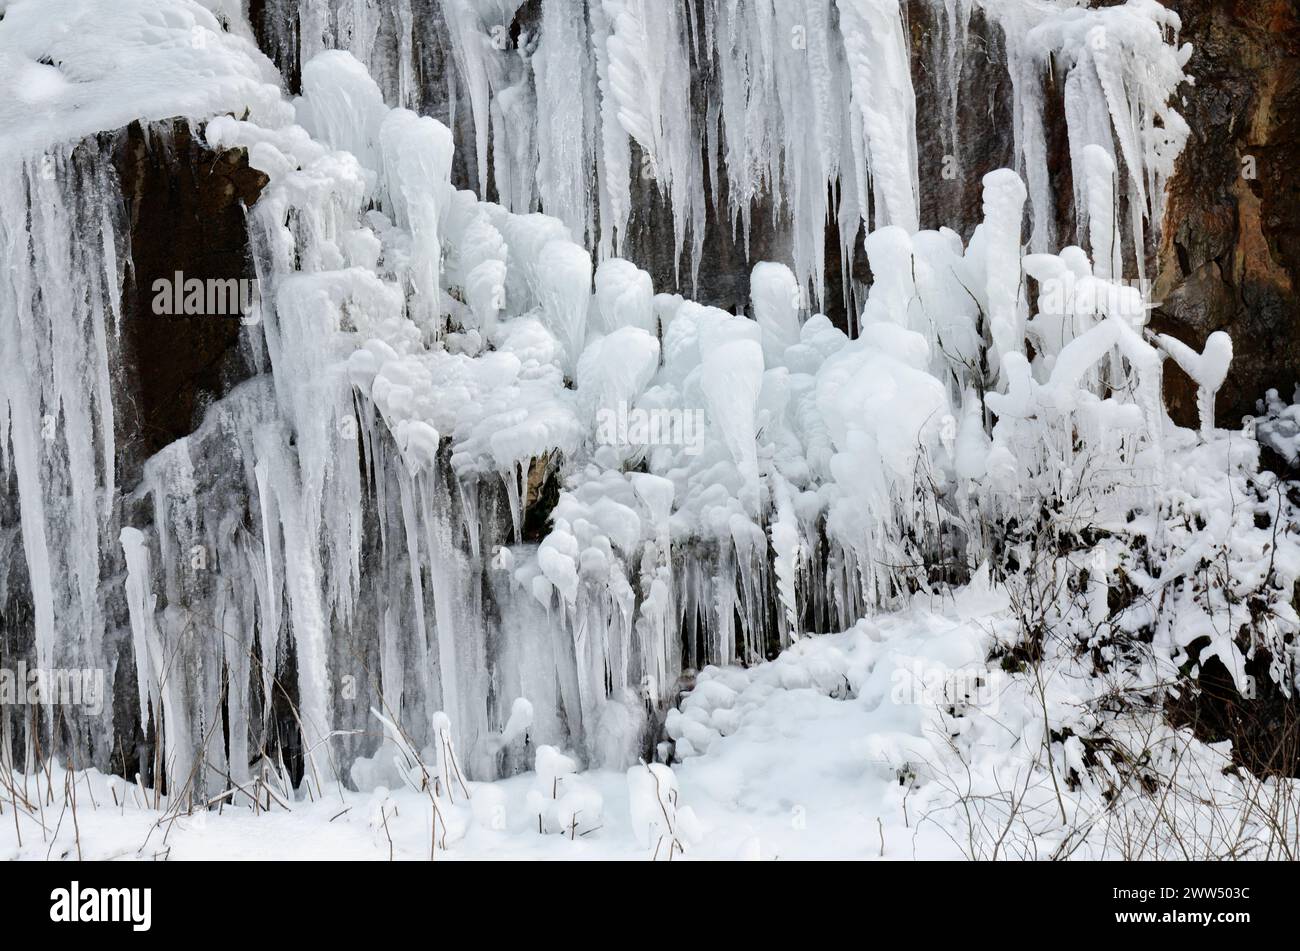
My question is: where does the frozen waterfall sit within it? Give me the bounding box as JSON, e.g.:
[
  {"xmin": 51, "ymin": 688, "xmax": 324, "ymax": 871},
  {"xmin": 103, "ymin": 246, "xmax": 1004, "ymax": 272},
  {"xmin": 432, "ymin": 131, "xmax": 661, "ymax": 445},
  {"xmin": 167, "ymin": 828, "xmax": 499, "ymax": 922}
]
[{"xmin": 0, "ymin": 0, "xmax": 1208, "ymax": 804}]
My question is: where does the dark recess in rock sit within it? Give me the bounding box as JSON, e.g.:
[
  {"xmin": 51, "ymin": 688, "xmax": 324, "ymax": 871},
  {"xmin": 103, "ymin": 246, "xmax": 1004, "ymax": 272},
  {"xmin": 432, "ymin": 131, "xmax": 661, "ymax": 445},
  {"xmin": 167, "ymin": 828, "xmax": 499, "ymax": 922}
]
[{"xmin": 111, "ymin": 119, "xmax": 269, "ymax": 486}]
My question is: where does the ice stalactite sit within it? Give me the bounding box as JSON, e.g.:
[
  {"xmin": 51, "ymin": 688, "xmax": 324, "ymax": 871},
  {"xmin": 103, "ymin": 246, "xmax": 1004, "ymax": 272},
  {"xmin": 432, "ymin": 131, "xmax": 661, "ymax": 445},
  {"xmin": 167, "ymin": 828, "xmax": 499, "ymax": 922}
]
[
  {"xmin": 588, "ymin": 0, "xmax": 631, "ymax": 260},
  {"xmin": 607, "ymin": 0, "xmax": 707, "ymax": 288},
  {"xmin": 191, "ymin": 57, "xmax": 596, "ymax": 776},
  {"xmin": 0, "ymin": 145, "xmax": 123, "ymax": 750},
  {"xmin": 534, "ymin": 0, "xmax": 599, "ymax": 246},
  {"xmin": 769, "ymin": 474, "xmax": 802, "ymax": 639},
  {"xmin": 993, "ymin": 0, "xmax": 1192, "ymax": 268},
  {"xmin": 265, "ymin": 0, "xmax": 423, "ymax": 109},
  {"xmin": 238, "ymin": 0, "xmax": 1194, "ymax": 315},
  {"xmin": 537, "ymin": 241, "xmax": 596, "ymax": 377},
  {"xmin": 837, "ymin": 0, "xmax": 921, "ymax": 235},
  {"xmin": 926, "ymin": 0, "xmax": 975, "ymax": 164},
  {"xmin": 378, "ymin": 109, "xmax": 457, "ymax": 334},
  {"xmin": 409, "ymin": 0, "xmax": 541, "ymax": 208},
  {"xmin": 750, "ymin": 262, "xmax": 804, "ymax": 370},
  {"xmin": 980, "ymin": 168, "xmax": 1030, "ymax": 379}
]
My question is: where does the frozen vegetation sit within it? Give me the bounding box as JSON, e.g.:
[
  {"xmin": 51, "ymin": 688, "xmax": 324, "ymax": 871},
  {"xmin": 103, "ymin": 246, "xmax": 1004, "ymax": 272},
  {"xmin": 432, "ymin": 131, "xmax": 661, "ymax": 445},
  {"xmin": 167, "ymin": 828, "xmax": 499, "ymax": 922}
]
[{"xmin": 1, "ymin": 0, "xmax": 1298, "ymax": 860}]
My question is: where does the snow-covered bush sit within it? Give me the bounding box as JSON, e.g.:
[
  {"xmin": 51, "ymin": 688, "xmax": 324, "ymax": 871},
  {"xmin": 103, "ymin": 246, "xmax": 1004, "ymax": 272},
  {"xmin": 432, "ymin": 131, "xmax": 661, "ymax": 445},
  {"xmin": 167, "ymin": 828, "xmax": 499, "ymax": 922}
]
[
  {"xmin": 627, "ymin": 763, "xmax": 700, "ymax": 859},
  {"xmin": 525, "ymin": 746, "xmax": 604, "ymax": 838}
]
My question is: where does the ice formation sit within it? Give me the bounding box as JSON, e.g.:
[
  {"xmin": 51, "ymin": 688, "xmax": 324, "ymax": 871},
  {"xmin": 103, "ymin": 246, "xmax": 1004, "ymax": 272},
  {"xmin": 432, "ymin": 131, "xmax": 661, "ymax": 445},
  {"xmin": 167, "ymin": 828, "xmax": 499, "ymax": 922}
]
[
  {"xmin": 2, "ymin": 0, "xmax": 1292, "ymax": 820},
  {"xmin": 244, "ymin": 0, "xmax": 1191, "ymax": 306}
]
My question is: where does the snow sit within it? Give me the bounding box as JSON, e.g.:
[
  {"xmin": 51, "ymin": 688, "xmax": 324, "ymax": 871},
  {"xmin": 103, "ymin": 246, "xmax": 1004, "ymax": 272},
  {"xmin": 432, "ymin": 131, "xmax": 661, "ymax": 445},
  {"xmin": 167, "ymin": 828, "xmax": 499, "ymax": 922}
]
[
  {"xmin": 0, "ymin": 0, "xmax": 288, "ymax": 160},
  {"xmin": 0, "ymin": 596, "xmax": 995, "ymax": 860},
  {"xmin": 1259, "ymin": 388, "xmax": 1300, "ymax": 467},
  {"xmin": 9, "ymin": 559, "xmax": 1298, "ymax": 860},
  {"xmin": 1158, "ymin": 331, "xmax": 1233, "ymax": 436}
]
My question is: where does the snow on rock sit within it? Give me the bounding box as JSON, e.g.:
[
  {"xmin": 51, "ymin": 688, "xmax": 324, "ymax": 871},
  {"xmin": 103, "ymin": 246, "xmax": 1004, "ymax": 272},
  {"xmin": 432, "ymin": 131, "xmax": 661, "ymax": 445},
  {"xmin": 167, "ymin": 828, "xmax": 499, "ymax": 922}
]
[{"xmin": 0, "ymin": 0, "xmax": 288, "ymax": 160}]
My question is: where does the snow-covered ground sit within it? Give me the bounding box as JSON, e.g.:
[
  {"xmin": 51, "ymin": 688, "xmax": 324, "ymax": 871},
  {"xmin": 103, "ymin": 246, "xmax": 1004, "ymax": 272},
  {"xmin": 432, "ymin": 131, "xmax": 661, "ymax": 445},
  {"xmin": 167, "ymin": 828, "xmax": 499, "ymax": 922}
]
[
  {"xmin": 7, "ymin": 564, "xmax": 1297, "ymax": 862},
  {"xmin": 1, "ymin": 588, "xmax": 999, "ymax": 860}
]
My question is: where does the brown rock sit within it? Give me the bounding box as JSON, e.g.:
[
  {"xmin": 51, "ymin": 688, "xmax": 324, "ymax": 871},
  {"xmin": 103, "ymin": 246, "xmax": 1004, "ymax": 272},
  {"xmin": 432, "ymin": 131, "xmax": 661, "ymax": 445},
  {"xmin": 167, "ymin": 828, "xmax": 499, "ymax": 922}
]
[
  {"xmin": 111, "ymin": 119, "xmax": 268, "ymax": 485},
  {"xmin": 1153, "ymin": 0, "xmax": 1300, "ymax": 428}
]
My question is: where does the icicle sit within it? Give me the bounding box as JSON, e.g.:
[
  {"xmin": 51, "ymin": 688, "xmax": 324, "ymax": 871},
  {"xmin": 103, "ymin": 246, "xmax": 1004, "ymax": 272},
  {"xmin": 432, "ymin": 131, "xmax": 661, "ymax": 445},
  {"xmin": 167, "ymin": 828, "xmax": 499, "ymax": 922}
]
[
  {"xmin": 120, "ymin": 529, "xmax": 160, "ymax": 735},
  {"xmin": 837, "ymin": 0, "xmax": 920, "ymax": 234},
  {"xmin": 0, "ymin": 146, "xmax": 121, "ymax": 688},
  {"xmin": 260, "ymin": 425, "xmax": 336, "ymax": 792},
  {"xmin": 1158, "ymin": 332, "xmax": 1233, "ymax": 439},
  {"xmin": 1082, "ymin": 145, "xmax": 1120, "ymax": 282},
  {"xmin": 536, "ymin": 240, "xmax": 594, "ymax": 376},
  {"xmin": 701, "ymin": 334, "xmax": 765, "ymax": 518},
  {"xmin": 750, "ymin": 262, "xmax": 803, "ymax": 369},
  {"xmin": 769, "ymin": 474, "xmax": 802, "ymax": 640},
  {"xmin": 590, "ymin": 1, "xmax": 632, "ymax": 258},
  {"xmin": 980, "ymin": 169, "xmax": 1028, "ymax": 381},
  {"xmin": 534, "ymin": 0, "xmax": 598, "ymax": 245},
  {"xmin": 379, "ymin": 109, "xmax": 456, "ymax": 333}
]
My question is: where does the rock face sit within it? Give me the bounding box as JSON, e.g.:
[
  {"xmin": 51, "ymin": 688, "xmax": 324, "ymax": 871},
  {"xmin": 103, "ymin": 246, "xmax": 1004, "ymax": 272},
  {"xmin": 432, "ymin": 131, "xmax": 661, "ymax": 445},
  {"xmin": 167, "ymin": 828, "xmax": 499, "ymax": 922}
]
[
  {"xmin": 114, "ymin": 122, "xmax": 268, "ymax": 779},
  {"xmin": 909, "ymin": 1, "xmax": 1019, "ymax": 239},
  {"xmin": 1153, "ymin": 0, "xmax": 1300, "ymax": 429},
  {"xmin": 112, "ymin": 119, "xmax": 268, "ymax": 486}
]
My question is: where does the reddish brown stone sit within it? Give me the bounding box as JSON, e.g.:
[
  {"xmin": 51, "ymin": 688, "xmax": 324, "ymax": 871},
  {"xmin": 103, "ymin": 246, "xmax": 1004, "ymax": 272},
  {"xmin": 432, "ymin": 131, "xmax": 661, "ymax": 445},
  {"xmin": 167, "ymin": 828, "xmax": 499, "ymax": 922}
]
[{"xmin": 1153, "ymin": 0, "xmax": 1300, "ymax": 428}]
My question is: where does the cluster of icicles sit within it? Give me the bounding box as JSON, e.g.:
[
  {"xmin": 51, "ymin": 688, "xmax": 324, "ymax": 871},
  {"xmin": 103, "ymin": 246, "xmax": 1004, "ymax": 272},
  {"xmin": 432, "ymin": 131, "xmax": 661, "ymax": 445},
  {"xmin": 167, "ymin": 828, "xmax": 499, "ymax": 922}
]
[
  {"xmin": 269, "ymin": 0, "xmax": 1191, "ymax": 306},
  {"xmin": 0, "ymin": 0, "xmax": 1213, "ymax": 798}
]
